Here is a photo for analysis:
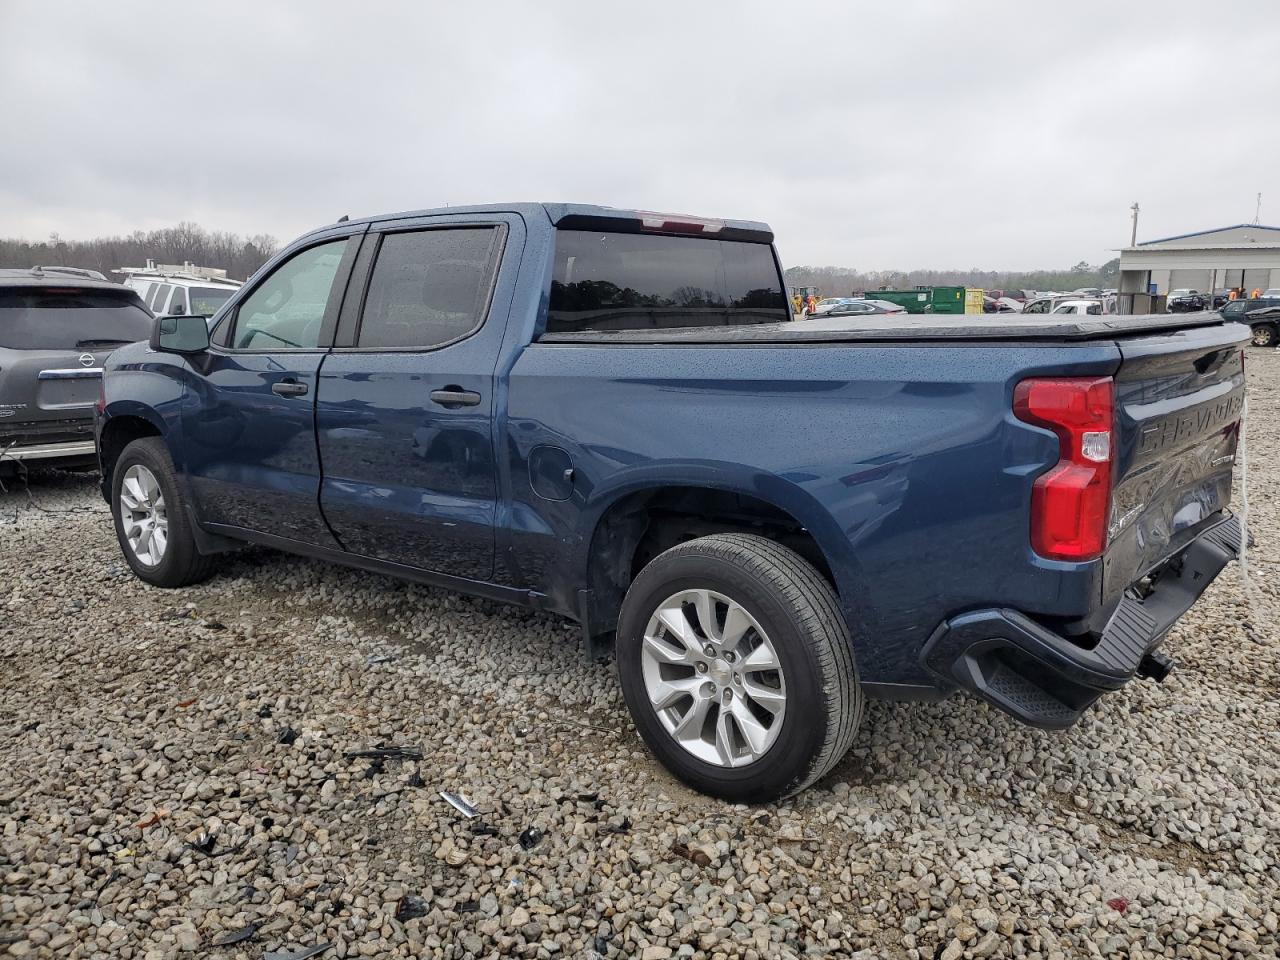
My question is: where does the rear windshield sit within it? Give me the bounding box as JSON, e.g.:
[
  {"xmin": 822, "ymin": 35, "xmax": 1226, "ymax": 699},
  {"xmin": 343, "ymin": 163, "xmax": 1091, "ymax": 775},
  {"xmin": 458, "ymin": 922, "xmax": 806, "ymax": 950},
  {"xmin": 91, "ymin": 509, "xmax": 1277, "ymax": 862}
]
[
  {"xmin": 0, "ymin": 289, "xmax": 153, "ymax": 350},
  {"xmin": 546, "ymin": 230, "xmax": 789, "ymax": 334},
  {"xmin": 188, "ymin": 286, "xmax": 235, "ymax": 317}
]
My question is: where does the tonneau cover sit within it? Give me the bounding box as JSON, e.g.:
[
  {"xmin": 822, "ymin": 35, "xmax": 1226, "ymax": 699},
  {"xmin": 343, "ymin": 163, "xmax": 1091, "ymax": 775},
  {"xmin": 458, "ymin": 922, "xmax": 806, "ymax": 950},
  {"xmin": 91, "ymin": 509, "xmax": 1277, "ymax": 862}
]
[{"xmin": 539, "ymin": 311, "xmax": 1240, "ymax": 344}]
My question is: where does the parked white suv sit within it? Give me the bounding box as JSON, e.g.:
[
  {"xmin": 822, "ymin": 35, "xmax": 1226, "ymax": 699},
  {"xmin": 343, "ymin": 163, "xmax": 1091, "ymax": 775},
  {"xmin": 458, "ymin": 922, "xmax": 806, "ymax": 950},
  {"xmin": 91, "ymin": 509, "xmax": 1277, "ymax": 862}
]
[{"xmin": 116, "ymin": 261, "xmax": 241, "ymax": 319}]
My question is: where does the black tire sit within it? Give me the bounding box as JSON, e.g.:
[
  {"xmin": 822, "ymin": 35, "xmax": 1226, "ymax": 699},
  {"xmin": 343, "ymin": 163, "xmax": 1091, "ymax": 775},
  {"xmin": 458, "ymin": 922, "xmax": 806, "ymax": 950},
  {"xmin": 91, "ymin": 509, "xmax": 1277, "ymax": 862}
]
[
  {"xmin": 616, "ymin": 534, "xmax": 863, "ymax": 802},
  {"xmin": 1251, "ymin": 323, "xmax": 1277, "ymax": 348},
  {"xmin": 110, "ymin": 437, "xmax": 217, "ymax": 587}
]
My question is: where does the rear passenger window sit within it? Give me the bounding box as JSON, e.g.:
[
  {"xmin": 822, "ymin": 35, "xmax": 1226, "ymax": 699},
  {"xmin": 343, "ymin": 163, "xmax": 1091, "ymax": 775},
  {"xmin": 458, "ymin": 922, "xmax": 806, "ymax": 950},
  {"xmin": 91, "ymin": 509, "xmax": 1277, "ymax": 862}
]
[
  {"xmin": 356, "ymin": 228, "xmax": 501, "ymax": 349},
  {"xmin": 546, "ymin": 231, "xmax": 789, "ymax": 335},
  {"xmin": 149, "ymin": 284, "xmax": 171, "ymax": 312}
]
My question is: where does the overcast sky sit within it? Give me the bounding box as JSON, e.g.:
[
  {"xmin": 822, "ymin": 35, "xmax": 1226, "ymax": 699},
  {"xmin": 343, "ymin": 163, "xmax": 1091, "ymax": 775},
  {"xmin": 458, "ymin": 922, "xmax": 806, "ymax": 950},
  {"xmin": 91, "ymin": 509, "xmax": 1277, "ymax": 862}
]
[{"xmin": 2, "ymin": 1, "xmax": 1278, "ymax": 270}]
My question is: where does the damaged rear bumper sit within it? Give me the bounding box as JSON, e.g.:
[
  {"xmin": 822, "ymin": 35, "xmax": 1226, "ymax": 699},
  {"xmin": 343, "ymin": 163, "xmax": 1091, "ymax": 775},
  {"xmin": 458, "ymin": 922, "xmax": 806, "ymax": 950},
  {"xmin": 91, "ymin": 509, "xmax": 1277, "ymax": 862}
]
[{"xmin": 920, "ymin": 513, "xmax": 1243, "ymax": 729}]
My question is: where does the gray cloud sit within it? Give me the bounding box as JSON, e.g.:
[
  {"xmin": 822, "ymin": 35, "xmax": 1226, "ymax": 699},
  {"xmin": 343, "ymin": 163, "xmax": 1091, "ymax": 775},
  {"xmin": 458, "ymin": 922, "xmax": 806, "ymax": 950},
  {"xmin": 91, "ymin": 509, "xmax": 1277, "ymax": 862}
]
[{"xmin": 2, "ymin": 0, "xmax": 1277, "ymax": 269}]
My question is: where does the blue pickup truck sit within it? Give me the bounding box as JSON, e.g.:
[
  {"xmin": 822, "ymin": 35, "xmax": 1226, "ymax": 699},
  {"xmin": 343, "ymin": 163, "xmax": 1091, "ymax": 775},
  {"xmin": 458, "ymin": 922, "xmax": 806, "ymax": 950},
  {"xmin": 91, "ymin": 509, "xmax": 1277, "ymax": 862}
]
[{"xmin": 96, "ymin": 204, "xmax": 1248, "ymax": 801}]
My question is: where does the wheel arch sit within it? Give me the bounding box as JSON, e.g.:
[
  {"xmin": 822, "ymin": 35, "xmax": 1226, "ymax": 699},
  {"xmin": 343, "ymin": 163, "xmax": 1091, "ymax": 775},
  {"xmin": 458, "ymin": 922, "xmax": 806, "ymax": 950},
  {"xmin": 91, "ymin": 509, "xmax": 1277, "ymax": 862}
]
[
  {"xmin": 98, "ymin": 406, "xmax": 168, "ymax": 497},
  {"xmin": 577, "ymin": 469, "xmax": 863, "ymax": 657}
]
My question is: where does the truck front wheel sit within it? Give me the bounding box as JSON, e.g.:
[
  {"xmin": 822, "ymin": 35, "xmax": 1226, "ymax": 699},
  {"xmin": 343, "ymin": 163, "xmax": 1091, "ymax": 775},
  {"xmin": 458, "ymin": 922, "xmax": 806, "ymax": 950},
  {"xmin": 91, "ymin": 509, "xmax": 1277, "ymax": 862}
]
[
  {"xmin": 110, "ymin": 437, "xmax": 217, "ymax": 588},
  {"xmin": 616, "ymin": 534, "xmax": 863, "ymax": 802}
]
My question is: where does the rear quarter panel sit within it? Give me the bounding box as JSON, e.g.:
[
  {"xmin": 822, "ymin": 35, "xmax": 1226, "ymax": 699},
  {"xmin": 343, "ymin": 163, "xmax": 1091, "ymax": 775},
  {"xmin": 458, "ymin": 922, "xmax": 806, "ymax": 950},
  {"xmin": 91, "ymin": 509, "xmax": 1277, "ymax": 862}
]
[{"xmin": 505, "ymin": 339, "xmax": 1122, "ymax": 686}]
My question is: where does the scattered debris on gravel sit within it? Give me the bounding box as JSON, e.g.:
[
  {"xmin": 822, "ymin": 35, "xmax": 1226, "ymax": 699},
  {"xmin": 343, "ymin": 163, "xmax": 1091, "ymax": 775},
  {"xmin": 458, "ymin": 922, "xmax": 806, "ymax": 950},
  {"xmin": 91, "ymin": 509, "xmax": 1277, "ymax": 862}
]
[{"xmin": 1, "ymin": 353, "xmax": 1278, "ymax": 959}]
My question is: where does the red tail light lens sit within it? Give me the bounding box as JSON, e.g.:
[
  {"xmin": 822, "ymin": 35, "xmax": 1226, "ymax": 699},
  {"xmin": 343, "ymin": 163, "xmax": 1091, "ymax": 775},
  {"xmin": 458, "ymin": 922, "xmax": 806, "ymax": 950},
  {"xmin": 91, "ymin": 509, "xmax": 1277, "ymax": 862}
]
[{"xmin": 1013, "ymin": 376, "xmax": 1114, "ymax": 561}]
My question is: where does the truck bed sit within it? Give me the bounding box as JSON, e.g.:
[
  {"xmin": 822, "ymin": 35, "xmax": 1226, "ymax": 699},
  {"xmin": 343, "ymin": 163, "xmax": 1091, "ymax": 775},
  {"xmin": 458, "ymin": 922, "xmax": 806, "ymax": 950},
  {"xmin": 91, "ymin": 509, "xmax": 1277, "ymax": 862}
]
[{"xmin": 540, "ymin": 311, "xmax": 1237, "ymax": 344}]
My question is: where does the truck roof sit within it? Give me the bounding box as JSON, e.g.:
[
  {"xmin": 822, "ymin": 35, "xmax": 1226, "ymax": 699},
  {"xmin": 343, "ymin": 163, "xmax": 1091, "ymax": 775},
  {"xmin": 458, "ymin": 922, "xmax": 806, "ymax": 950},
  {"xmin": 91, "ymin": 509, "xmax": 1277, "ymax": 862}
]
[{"xmin": 301, "ymin": 203, "xmax": 775, "ymax": 244}]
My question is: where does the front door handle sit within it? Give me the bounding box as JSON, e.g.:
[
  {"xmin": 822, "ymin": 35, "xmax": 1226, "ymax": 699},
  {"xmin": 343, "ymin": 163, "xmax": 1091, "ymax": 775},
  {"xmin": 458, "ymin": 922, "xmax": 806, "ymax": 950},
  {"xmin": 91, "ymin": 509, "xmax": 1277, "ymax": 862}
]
[
  {"xmin": 430, "ymin": 387, "xmax": 482, "ymax": 407},
  {"xmin": 271, "ymin": 379, "xmax": 309, "ymax": 397}
]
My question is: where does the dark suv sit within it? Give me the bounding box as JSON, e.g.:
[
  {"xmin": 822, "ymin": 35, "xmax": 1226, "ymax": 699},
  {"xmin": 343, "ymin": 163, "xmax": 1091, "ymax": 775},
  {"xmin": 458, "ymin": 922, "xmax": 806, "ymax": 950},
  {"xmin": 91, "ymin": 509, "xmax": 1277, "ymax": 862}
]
[
  {"xmin": 1220, "ymin": 297, "xmax": 1280, "ymax": 346},
  {"xmin": 0, "ymin": 268, "xmax": 153, "ymax": 471}
]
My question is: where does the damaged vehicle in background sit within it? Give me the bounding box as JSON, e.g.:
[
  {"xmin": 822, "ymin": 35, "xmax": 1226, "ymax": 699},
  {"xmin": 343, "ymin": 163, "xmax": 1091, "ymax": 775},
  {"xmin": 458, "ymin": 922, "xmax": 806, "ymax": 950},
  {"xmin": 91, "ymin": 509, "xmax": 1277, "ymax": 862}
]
[
  {"xmin": 0, "ymin": 267, "xmax": 152, "ymax": 473},
  {"xmin": 97, "ymin": 203, "xmax": 1249, "ymax": 801}
]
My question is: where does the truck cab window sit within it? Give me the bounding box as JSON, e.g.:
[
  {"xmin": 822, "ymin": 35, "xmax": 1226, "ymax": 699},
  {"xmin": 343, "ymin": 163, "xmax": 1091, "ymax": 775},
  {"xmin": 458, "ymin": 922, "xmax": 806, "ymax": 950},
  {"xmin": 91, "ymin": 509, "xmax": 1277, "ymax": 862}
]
[
  {"xmin": 231, "ymin": 239, "xmax": 349, "ymax": 350},
  {"xmin": 545, "ymin": 231, "xmax": 788, "ymax": 335}
]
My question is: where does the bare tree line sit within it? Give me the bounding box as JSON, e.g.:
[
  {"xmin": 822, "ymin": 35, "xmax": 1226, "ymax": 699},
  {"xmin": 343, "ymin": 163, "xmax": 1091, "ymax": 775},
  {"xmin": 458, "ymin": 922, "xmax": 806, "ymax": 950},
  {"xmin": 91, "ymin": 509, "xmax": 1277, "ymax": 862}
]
[
  {"xmin": 784, "ymin": 258, "xmax": 1120, "ymax": 295},
  {"xmin": 0, "ymin": 222, "xmax": 279, "ymax": 282}
]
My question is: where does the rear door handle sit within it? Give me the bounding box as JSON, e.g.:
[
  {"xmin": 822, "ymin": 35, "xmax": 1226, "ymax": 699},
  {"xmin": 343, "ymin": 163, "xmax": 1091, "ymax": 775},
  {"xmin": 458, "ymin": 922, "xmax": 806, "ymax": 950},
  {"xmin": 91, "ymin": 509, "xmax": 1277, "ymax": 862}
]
[
  {"xmin": 430, "ymin": 387, "xmax": 482, "ymax": 407},
  {"xmin": 271, "ymin": 379, "xmax": 309, "ymax": 397}
]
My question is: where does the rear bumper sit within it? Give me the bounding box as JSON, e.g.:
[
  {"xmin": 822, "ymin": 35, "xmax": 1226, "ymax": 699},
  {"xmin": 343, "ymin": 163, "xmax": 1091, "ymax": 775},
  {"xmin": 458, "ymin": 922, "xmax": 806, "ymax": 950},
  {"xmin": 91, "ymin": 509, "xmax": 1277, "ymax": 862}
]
[{"xmin": 920, "ymin": 513, "xmax": 1243, "ymax": 728}]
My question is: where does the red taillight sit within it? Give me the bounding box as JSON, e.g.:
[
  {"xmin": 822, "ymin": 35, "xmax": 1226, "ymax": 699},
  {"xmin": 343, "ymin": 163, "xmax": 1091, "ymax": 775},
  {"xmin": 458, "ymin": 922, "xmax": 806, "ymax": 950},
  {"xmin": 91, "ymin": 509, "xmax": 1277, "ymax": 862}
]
[
  {"xmin": 1013, "ymin": 376, "xmax": 1114, "ymax": 561},
  {"xmin": 637, "ymin": 211, "xmax": 725, "ymax": 235}
]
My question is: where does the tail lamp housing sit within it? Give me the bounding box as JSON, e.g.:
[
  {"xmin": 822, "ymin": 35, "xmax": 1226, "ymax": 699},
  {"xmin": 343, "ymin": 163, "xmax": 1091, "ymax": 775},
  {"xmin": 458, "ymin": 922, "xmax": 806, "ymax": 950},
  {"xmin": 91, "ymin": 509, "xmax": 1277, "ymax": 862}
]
[{"xmin": 1013, "ymin": 376, "xmax": 1115, "ymax": 561}]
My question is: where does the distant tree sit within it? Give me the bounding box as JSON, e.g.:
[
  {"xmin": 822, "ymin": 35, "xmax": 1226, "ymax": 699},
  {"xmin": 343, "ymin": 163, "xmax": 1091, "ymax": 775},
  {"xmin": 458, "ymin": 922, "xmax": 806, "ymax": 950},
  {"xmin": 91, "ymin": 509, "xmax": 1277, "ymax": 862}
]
[
  {"xmin": 784, "ymin": 257, "xmax": 1114, "ymax": 296},
  {"xmin": 0, "ymin": 223, "xmax": 278, "ymax": 282}
]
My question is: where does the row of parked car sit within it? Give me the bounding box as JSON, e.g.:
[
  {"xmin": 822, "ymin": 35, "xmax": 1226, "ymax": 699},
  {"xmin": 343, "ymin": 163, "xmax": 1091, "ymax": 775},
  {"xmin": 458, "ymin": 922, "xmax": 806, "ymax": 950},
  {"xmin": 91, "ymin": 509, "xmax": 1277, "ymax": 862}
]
[{"xmin": 806, "ymin": 291, "xmax": 1116, "ymax": 318}]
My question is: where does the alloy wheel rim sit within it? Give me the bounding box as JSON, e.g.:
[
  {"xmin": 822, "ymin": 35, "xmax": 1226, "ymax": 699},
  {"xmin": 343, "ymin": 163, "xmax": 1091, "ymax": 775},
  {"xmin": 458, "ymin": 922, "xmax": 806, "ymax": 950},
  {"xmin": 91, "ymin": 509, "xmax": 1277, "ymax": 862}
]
[
  {"xmin": 640, "ymin": 588, "xmax": 786, "ymax": 767},
  {"xmin": 119, "ymin": 464, "xmax": 168, "ymax": 566}
]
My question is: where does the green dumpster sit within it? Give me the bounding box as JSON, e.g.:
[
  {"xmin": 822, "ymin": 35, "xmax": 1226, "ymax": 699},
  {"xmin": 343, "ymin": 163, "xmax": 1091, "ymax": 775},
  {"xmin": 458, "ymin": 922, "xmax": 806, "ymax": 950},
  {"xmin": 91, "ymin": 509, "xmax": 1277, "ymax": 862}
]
[{"xmin": 863, "ymin": 287, "xmax": 966, "ymax": 315}]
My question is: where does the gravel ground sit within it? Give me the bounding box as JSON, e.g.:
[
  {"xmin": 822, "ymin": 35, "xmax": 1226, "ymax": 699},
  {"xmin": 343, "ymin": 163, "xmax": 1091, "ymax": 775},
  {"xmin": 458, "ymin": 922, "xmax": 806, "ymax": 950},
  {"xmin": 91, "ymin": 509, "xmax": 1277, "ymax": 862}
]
[{"xmin": 2, "ymin": 353, "xmax": 1278, "ymax": 960}]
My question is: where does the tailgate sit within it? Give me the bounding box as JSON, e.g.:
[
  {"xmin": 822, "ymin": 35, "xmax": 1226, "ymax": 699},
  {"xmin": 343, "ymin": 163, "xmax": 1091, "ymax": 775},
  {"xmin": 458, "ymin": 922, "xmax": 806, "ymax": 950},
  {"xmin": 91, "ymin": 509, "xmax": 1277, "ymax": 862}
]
[{"xmin": 1103, "ymin": 321, "xmax": 1248, "ymax": 602}]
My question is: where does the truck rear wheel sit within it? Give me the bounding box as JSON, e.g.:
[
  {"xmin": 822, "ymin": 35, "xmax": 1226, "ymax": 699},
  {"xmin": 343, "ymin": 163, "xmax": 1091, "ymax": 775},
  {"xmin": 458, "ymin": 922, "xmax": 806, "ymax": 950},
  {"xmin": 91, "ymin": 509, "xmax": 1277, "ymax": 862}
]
[
  {"xmin": 1251, "ymin": 323, "xmax": 1277, "ymax": 347},
  {"xmin": 616, "ymin": 534, "xmax": 862, "ymax": 802}
]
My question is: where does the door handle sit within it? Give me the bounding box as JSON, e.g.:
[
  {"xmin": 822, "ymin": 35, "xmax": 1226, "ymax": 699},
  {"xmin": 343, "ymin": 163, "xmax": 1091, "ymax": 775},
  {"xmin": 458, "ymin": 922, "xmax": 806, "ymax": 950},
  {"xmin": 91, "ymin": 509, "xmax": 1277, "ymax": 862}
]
[
  {"xmin": 271, "ymin": 379, "xmax": 309, "ymax": 397},
  {"xmin": 430, "ymin": 387, "xmax": 482, "ymax": 407}
]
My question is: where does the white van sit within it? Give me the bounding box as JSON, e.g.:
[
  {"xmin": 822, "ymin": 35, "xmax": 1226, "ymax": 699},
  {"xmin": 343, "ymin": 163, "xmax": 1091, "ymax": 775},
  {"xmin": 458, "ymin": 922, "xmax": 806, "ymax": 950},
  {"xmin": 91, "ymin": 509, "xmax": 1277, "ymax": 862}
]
[{"xmin": 115, "ymin": 261, "xmax": 241, "ymax": 318}]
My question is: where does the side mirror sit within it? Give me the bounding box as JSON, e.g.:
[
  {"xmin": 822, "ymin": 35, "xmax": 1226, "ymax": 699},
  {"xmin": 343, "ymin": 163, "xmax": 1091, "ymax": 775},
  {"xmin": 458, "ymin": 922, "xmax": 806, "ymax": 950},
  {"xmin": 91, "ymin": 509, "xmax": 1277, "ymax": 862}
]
[{"xmin": 151, "ymin": 313, "xmax": 210, "ymax": 354}]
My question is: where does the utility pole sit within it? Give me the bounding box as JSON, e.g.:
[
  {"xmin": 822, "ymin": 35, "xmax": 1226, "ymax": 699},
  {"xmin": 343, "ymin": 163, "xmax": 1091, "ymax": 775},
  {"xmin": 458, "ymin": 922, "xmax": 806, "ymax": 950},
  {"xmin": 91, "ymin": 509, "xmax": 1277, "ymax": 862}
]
[{"xmin": 1129, "ymin": 202, "xmax": 1140, "ymax": 246}]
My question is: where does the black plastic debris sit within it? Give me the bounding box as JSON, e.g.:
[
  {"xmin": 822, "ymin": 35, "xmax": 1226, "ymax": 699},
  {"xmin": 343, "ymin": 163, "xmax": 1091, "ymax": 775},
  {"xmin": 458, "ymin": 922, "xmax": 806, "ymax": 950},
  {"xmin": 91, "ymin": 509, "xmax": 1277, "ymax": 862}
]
[
  {"xmin": 258, "ymin": 705, "xmax": 273, "ymax": 718},
  {"xmin": 406, "ymin": 771, "xmax": 424, "ymax": 788},
  {"xmin": 277, "ymin": 727, "xmax": 299, "ymax": 745},
  {"xmin": 264, "ymin": 946, "xmax": 331, "ymax": 960},
  {"xmin": 186, "ymin": 832, "xmax": 247, "ymax": 860},
  {"xmin": 212, "ymin": 923, "xmax": 259, "ymax": 946},
  {"xmin": 343, "ymin": 744, "xmax": 423, "ymax": 761},
  {"xmin": 366, "ymin": 653, "xmax": 394, "ymax": 666},
  {"xmin": 93, "ymin": 869, "xmax": 120, "ymax": 901},
  {"xmin": 459, "ymin": 899, "xmax": 479, "ymax": 913},
  {"xmin": 602, "ymin": 817, "xmax": 632, "ymax": 836},
  {"xmin": 395, "ymin": 894, "xmax": 428, "ymax": 922},
  {"xmin": 470, "ymin": 822, "xmax": 499, "ymax": 837},
  {"xmin": 518, "ymin": 827, "xmax": 543, "ymax": 851},
  {"xmin": 363, "ymin": 759, "xmax": 384, "ymax": 780}
]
